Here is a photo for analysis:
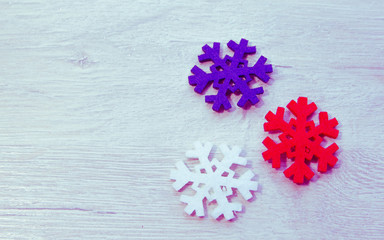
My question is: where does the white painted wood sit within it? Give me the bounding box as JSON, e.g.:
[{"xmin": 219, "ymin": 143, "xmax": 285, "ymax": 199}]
[{"xmin": 0, "ymin": 0, "xmax": 383, "ymax": 239}]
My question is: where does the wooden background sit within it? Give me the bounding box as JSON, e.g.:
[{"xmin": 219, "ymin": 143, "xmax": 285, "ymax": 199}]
[{"xmin": 0, "ymin": 0, "xmax": 383, "ymax": 239}]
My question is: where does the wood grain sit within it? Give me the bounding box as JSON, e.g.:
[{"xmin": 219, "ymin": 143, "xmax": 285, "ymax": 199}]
[{"xmin": 0, "ymin": 0, "xmax": 383, "ymax": 239}]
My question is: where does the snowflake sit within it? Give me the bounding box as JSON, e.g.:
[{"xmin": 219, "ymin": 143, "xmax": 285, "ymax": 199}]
[
  {"xmin": 170, "ymin": 142, "xmax": 258, "ymax": 220},
  {"xmin": 188, "ymin": 39, "xmax": 273, "ymax": 112},
  {"xmin": 262, "ymin": 97, "xmax": 340, "ymax": 184}
]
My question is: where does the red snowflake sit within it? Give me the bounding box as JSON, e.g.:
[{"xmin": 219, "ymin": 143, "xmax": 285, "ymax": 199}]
[{"xmin": 262, "ymin": 97, "xmax": 339, "ymax": 184}]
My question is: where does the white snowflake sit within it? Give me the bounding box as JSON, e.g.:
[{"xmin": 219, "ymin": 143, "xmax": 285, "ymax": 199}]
[{"xmin": 170, "ymin": 141, "xmax": 258, "ymax": 220}]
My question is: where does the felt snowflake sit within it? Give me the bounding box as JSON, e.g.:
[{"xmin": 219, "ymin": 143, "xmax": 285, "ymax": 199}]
[
  {"xmin": 170, "ymin": 142, "xmax": 258, "ymax": 220},
  {"xmin": 262, "ymin": 97, "xmax": 339, "ymax": 184},
  {"xmin": 188, "ymin": 38, "xmax": 273, "ymax": 112}
]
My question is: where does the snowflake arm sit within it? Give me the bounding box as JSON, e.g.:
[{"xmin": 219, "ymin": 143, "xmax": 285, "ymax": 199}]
[
  {"xmin": 188, "ymin": 39, "xmax": 273, "ymax": 112},
  {"xmin": 170, "ymin": 141, "xmax": 258, "ymax": 220},
  {"xmin": 308, "ymin": 140, "xmax": 339, "ymax": 173},
  {"xmin": 307, "ymin": 112, "xmax": 339, "ymax": 172},
  {"xmin": 262, "ymin": 97, "xmax": 340, "ymax": 184},
  {"xmin": 251, "ymin": 56, "xmax": 273, "ymax": 83},
  {"xmin": 170, "ymin": 161, "xmax": 193, "ymax": 191},
  {"xmin": 211, "ymin": 187, "xmax": 242, "ymax": 220}
]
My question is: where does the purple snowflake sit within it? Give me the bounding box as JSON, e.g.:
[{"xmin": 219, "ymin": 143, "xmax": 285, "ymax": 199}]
[{"xmin": 188, "ymin": 39, "xmax": 273, "ymax": 112}]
